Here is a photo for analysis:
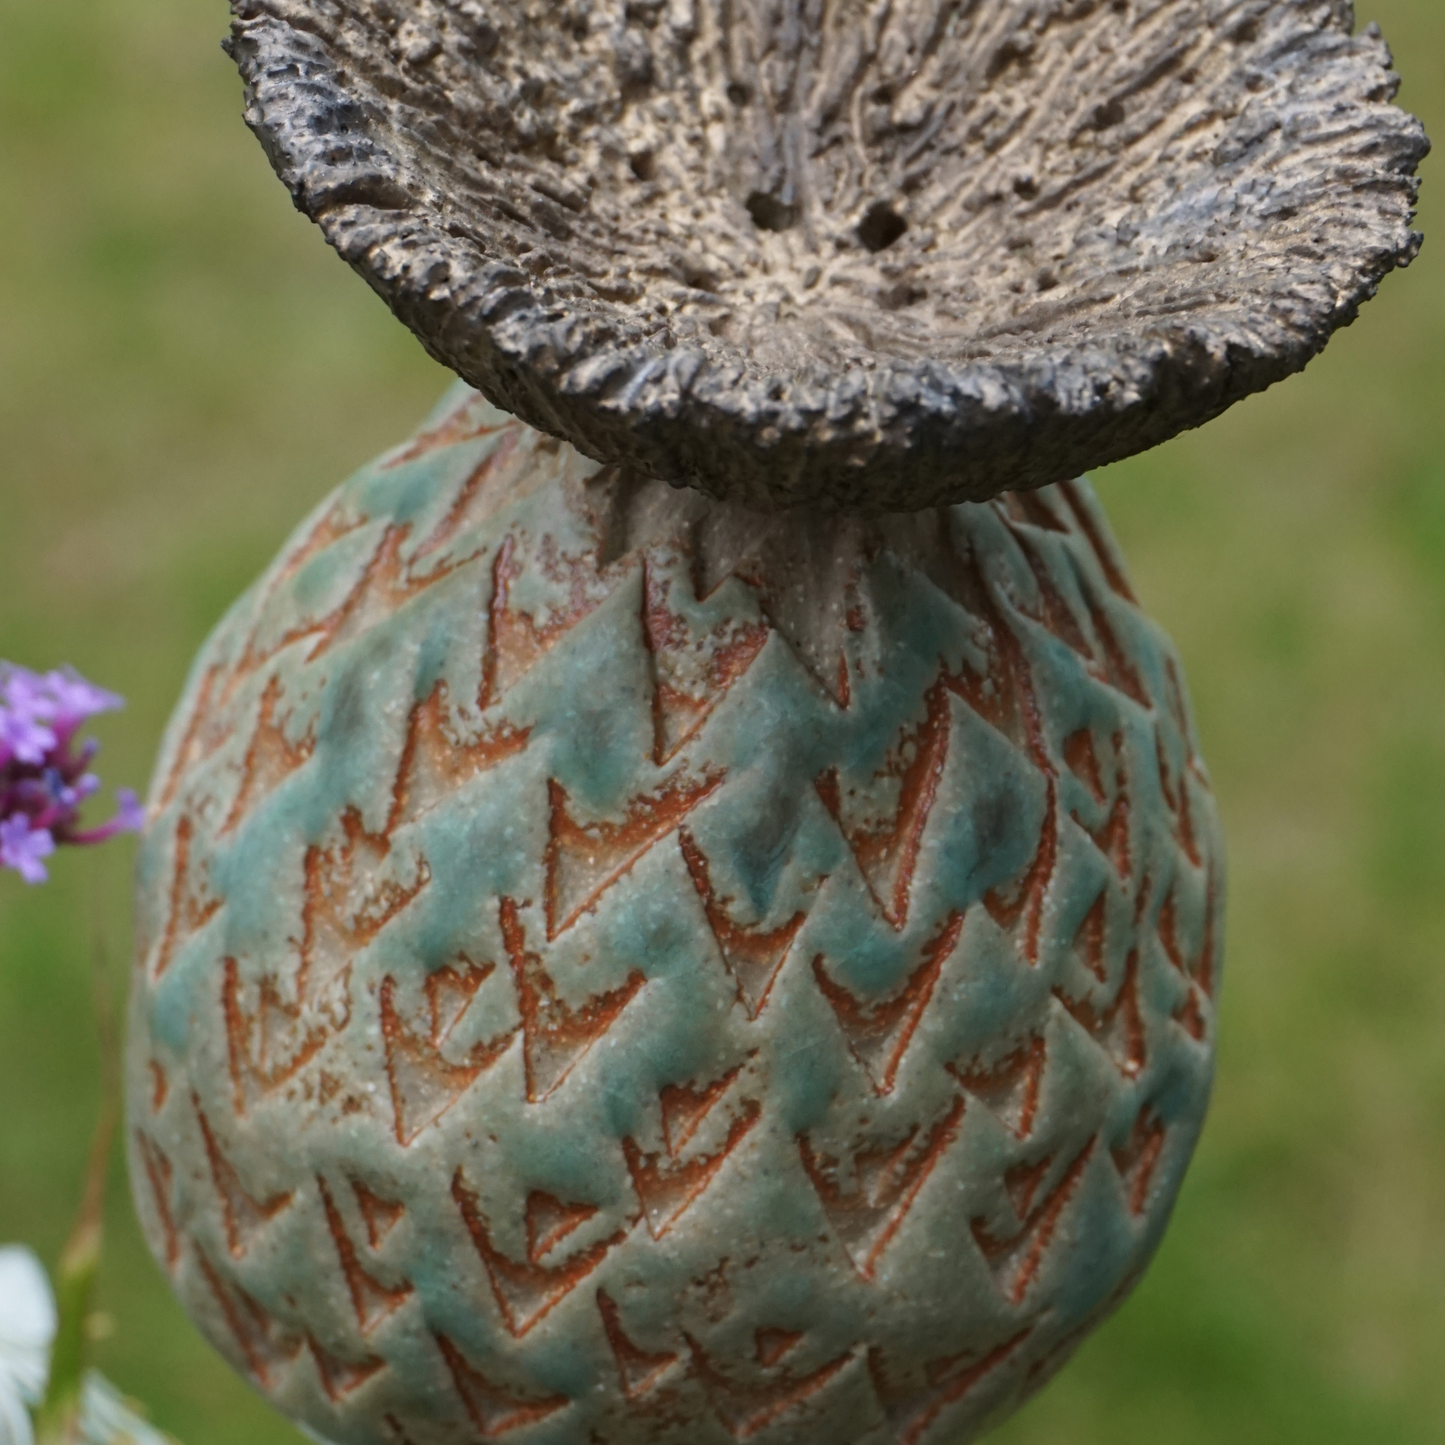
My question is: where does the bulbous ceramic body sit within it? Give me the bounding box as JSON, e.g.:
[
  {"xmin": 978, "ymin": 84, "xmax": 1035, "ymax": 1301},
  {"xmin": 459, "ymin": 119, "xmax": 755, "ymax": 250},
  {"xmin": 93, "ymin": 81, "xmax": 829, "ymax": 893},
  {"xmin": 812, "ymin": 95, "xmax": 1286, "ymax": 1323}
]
[{"xmin": 127, "ymin": 386, "xmax": 1222, "ymax": 1445}]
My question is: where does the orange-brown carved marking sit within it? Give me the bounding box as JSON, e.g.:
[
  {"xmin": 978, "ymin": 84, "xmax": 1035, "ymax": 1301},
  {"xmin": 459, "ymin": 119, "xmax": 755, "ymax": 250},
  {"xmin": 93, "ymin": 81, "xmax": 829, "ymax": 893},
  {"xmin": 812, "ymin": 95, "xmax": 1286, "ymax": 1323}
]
[
  {"xmin": 500, "ymin": 897, "xmax": 646, "ymax": 1103},
  {"xmin": 383, "ymin": 1413, "xmax": 419, "ymax": 1445},
  {"xmin": 385, "ymin": 395, "xmax": 506, "ymax": 468},
  {"xmin": 155, "ymin": 663, "xmax": 224, "ymax": 814},
  {"xmin": 222, "ymin": 675, "xmax": 315, "ymax": 833},
  {"xmin": 1154, "ymin": 732, "xmax": 1177, "ymax": 811},
  {"xmin": 194, "ymin": 1100, "xmax": 293, "ymax": 1258},
  {"xmin": 657, "ymin": 1060, "xmax": 751, "ymax": 1156},
  {"xmin": 642, "ymin": 556, "xmax": 768, "ymax": 764},
  {"xmin": 482, "ymin": 533, "xmax": 612, "ymax": 707},
  {"xmin": 1058, "ymin": 481, "xmax": 1137, "ymax": 603},
  {"xmin": 984, "ymin": 781, "xmax": 1057, "ymax": 966},
  {"xmin": 1175, "ymin": 764, "xmax": 1203, "ymax": 868},
  {"xmin": 1054, "ymin": 951, "xmax": 1145, "ymax": 1079},
  {"xmin": 353, "ymin": 1182, "xmax": 406, "ymax": 1249},
  {"xmin": 1005, "ymin": 490, "xmax": 1071, "ymax": 533},
  {"xmin": 1174, "ymin": 989, "xmax": 1207, "ymax": 1042},
  {"xmin": 835, "ymin": 651, "xmax": 852, "ymax": 708},
  {"xmin": 526, "ymin": 1191, "xmax": 599, "ymax": 1263},
  {"xmin": 307, "ymin": 1335, "xmax": 385, "ymax": 1402},
  {"xmin": 945, "ymin": 556, "xmax": 1054, "ymax": 773},
  {"xmin": 971, "ymin": 1140, "xmax": 1096, "ymax": 1304},
  {"xmin": 1112, "ymin": 1107, "xmax": 1167, "ymax": 1216},
  {"xmin": 274, "ymin": 501, "xmax": 368, "ymax": 588},
  {"xmin": 679, "ymin": 830, "xmax": 805, "ymax": 1019},
  {"xmin": 686, "ymin": 1334, "xmax": 856, "ymax": 1440},
  {"xmin": 426, "ymin": 959, "xmax": 495, "ymax": 1046},
  {"xmin": 546, "ymin": 771, "xmax": 723, "ymax": 939},
  {"xmin": 1086, "ymin": 591, "xmax": 1147, "ymax": 705},
  {"xmin": 225, "ymin": 812, "xmax": 425, "ymax": 1116},
  {"xmin": 1074, "ymin": 892, "xmax": 1108, "ymax": 983},
  {"xmin": 195, "ymin": 1248, "xmax": 300, "ymax": 1388},
  {"xmin": 307, "ymin": 524, "xmax": 473, "ymax": 663},
  {"xmin": 149, "ymin": 1060, "xmax": 168, "ymax": 1112},
  {"xmin": 301, "ymin": 807, "xmax": 428, "ymax": 996},
  {"xmin": 1093, "ymin": 789, "xmax": 1132, "ymax": 884},
  {"xmin": 223, "ymin": 958, "xmax": 332, "ymax": 1117},
  {"xmin": 624, "ymin": 1073, "xmax": 762, "ymax": 1239},
  {"xmin": 135, "ymin": 1131, "xmax": 179, "ymax": 1270},
  {"xmin": 798, "ymin": 1095, "xmax": 965, "ymax": 1280},
  {"xmin": 1158, "ymin": 890, "xmax": 1187, "ymax": 976},
  {"xmin": 413, "ymin": 429, "xmax": 521, "ymax": 559},
  {"xmin": 212, "ymin": 500, "xmax": 372, "ymax": 712},
  {"xmin": 756, "ymin": 1329, "xmax": 804, "ymax": 1368},
  {"xmin": 452, "ymin": 1169, "xmax": 625, "ymax": 1337},
  {"xmin": 1196, "ymin": 873, "xmax": 1220, "ymax": 997},
  {"xmin": 1063, "ymin": 728, "xmax": 1105, "ymax": 802},
  {"xmin": 947, "ymin": 1036, "xmax": 1046, "ymax": 1140},
  {"xmin": 380, "ymin": 973, "xmax": 513, "ymax": 1146},
  {"xmin": 869, "ymin": 1328, "xmax": 1031, "ymax": 1445},
  {"xmin": 435, "ymin": 1332, "xmax": 570, "ymax": 1437},
  {"xmin": 812, "ymin": 909, "xmax": 963, "ymax": 1095},
  {"xmin": 389, "ymin": 684, "xmax": 530, "ymax": 831},
  {"xmin": 1164, "ymin": 657, "xmax": 1201, "ymax": 768},
  {"xmin": 152, "ymin": 815, "xmax": 220, "ymax": 980},
  {"xmin": 318, "ymin": 1175, "xmax": 413, "ymax": 1334},
  {"xmin": 1004, "ymin": 1156, "xmax": 1052, "ymax": 1219},
  {"xmin": 597, "ymin": 1290, "xmax": 680, "ymax": 1399},
  {"xmin": 1012, "ymin": 532, "xmax": 1095, "ymax": 661},
  {"xmin": 214, "ymin": 509, "xmax": 375, "ymax": 707},
  {"xmin": 815, "ymin": 681, "xmax": 950, "ymax": 931}
]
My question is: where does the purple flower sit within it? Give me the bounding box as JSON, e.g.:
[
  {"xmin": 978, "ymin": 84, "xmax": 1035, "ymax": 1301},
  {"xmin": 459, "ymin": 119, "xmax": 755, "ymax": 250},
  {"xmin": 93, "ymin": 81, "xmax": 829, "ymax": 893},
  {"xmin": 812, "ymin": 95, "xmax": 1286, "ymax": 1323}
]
[
  {"xmin": 0, "ymin": 707, "xmax": 55, "ymax": 768},
  {"xmin": 39, "ymin": 667, "xmax": 124, "ymax": 725},
  {"xmin": 0, "ymin": 661, "xmax": 141, "ymax": 884},
  {"xmin": 0, "ymin": 816, "xmax": 55, "ymax": 885}
]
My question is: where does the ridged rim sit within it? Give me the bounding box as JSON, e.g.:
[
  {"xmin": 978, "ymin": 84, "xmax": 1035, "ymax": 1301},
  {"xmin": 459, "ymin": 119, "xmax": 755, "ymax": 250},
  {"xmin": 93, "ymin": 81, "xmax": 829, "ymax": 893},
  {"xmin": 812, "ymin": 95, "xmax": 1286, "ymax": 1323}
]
[{"xmin": 228, "ymin": 0, "xmax": 1427, "ymax": 511}]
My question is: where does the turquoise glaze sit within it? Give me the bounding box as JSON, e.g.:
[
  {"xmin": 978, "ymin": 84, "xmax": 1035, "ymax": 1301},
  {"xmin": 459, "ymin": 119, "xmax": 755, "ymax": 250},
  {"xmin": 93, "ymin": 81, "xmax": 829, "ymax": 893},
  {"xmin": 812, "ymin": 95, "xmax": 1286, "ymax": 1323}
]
[{"xmin": 127, "ymin": 386, "xmax": 1222, "ymax": 1445}]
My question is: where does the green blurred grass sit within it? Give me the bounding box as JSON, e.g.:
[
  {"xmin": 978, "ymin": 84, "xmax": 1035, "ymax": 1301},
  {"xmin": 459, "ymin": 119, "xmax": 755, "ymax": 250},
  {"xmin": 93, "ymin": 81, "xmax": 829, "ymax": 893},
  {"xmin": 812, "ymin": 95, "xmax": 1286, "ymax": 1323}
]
[{"xmin": 0, "ymin": 1, "xmax": 1442, "ymax": 1441}]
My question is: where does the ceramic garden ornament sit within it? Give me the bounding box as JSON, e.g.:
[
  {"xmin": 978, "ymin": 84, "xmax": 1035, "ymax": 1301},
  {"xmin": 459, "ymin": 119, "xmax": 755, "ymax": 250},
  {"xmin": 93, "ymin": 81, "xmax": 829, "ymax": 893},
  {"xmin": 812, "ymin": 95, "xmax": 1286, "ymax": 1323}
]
[{"xmin": 126, "ymin": 3, "xmax": 1425, "ymax": 1444}]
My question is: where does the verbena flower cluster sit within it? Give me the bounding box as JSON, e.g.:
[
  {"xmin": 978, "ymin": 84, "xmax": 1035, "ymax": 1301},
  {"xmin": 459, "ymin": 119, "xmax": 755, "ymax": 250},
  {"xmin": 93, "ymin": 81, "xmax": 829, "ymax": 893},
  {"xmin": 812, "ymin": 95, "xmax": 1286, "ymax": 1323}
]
[{"xmin": 0, "ymin": 662, "xmax": 143, "ymax": 885}]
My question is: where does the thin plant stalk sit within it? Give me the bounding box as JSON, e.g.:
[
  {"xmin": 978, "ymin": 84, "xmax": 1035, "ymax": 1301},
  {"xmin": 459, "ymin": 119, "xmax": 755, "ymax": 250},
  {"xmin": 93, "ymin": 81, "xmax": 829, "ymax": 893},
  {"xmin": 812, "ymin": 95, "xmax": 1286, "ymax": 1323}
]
[{"xmin": 34, "ymin": 943, "xmax": 120, "ymax": 1445}]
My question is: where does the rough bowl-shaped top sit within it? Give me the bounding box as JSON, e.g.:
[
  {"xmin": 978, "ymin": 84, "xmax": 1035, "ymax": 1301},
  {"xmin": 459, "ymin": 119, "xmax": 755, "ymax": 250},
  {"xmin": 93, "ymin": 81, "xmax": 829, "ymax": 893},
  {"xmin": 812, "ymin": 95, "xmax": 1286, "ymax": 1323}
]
[{"xmin": 229, "ymin": 0, "xmax": 1427, "ymax": 510}]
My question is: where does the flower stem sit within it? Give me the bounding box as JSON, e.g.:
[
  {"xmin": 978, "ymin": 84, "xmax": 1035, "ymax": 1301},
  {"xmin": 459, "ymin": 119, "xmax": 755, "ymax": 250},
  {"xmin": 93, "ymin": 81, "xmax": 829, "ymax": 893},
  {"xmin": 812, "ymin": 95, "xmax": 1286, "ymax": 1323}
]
[{"xmin": 34, "ymin": 942, "xmax": 121, "ymax": 1445}]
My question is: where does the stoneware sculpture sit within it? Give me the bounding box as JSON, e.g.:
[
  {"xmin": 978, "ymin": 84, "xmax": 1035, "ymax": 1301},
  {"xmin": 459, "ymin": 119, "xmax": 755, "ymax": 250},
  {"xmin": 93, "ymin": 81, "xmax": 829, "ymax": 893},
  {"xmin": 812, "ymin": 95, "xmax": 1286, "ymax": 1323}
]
[{"xmin": 126, "ymin": 3, "xmax": 1426, "ymax": 1444}]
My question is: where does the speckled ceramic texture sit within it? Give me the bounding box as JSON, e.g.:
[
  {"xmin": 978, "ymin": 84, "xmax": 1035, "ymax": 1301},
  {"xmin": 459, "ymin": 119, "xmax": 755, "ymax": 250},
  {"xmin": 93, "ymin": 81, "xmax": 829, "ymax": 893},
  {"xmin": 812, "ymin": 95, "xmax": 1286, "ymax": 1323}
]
[{"xmin": 127, "ymin": 385, "xmax": 1223, "ymax": 1445}]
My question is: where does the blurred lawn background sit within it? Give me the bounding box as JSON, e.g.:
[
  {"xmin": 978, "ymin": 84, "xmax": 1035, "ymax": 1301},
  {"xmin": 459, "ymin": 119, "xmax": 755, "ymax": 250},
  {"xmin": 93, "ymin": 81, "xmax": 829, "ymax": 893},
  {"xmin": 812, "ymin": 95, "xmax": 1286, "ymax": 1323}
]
[{"xmin": 0, "ymin": 0, "xmax": 1442, "ymax": 1441}]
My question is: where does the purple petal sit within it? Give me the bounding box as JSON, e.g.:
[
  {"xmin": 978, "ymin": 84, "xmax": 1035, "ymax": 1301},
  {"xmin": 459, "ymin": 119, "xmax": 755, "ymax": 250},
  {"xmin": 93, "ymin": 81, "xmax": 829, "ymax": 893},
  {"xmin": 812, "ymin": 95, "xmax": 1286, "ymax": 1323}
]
[
  {"xmin": 40, "ymin": 667, "xmax": 124, "ymax": 723},
  {"xmin": 0, "ymin": 815, "xmax": 56, "ymax": 885},
  {"xmin": 0, "ymin": 706, "xmax": 57, "ymax": 766},
  {"xmin": 115, "ymin": 789, "xmax": 146, "ymax": 833},
  {"xmin": 0, "ymin": 663, "xmax": 55, "ymax": 719},
  {"xmin": 67, "ymin": 788, "xmax": 148, "ymax": 846}
]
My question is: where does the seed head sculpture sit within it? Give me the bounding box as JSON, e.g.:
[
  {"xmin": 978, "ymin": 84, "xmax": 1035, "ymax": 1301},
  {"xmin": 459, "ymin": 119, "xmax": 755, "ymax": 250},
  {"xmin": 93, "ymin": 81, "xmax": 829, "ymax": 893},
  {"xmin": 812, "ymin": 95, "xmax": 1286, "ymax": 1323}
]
[{"xmin": 127, "ymin": 4, "xmax": 1425, "ymax": 1444}]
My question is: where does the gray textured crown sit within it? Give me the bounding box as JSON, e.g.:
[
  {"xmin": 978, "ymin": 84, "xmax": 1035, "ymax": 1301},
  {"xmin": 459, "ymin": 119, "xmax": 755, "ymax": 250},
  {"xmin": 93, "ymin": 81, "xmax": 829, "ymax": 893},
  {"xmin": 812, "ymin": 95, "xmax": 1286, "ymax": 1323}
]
[{"xmin": 229, "ymin": 0, "xmax": 1426, "ymax": 512}]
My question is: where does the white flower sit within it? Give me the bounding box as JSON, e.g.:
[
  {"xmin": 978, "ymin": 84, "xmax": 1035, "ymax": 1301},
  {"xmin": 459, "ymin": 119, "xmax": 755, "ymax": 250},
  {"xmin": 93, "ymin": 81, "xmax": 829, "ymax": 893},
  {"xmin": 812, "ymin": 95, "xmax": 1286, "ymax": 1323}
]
[
  {"xmin": 77, "ymin": 1375, "xmax": 173, "ymax": 1445},
  {"xmin": 0, "ymin": 1247, "xmax": 54, "ymax": 1445},
  {"xmin": 0, "ymin": 1247, "xmax": 176, "ymax": 1445}
]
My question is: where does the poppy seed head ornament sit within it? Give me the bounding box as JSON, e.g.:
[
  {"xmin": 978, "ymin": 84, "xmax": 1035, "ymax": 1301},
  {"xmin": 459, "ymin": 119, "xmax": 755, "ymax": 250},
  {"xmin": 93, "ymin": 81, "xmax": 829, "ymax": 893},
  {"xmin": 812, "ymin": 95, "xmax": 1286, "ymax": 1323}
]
[{"xmin": 127, "ymin": 4, "xmax": 1425, "ymax": 1445}]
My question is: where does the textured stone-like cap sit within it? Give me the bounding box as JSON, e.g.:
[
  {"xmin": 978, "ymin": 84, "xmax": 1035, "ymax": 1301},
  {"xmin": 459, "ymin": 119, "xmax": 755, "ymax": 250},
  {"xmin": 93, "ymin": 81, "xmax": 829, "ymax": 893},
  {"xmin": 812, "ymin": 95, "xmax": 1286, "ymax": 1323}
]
[{"xmin": 229, "ymin": 0, "xmax": 1427, "ymax": 511}]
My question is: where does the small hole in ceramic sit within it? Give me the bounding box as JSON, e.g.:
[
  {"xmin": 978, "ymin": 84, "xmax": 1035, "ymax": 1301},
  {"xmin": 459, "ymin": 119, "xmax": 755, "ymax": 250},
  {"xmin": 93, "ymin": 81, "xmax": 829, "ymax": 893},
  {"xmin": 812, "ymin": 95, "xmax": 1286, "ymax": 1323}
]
[
  {"xmin": 747, "ymin": 191, "xmax": 798, "ymax": 233},
  {"xmin": 858, "ymin": 202, "xmax": 907, "ymax": 253}
]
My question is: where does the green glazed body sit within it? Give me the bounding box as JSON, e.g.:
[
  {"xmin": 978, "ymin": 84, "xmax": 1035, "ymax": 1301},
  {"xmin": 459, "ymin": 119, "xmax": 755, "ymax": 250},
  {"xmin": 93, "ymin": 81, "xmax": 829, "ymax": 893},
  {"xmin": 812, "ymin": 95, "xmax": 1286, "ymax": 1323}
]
[{"xmin": 127, "ymin": 386, "xmax": 1223, "ymax": 1445}]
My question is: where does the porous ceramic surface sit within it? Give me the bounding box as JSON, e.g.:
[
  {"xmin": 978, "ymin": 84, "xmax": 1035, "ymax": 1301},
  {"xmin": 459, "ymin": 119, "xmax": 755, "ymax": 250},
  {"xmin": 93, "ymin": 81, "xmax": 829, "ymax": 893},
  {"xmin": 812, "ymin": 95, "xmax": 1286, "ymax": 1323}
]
[
  {"xmin": 227, "ymin": 0, "xmax": 1425, "ymax": 510},
  {"xmin": 128, "ymin": 387, "xmax": 1223, "ymax": 1445}
]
